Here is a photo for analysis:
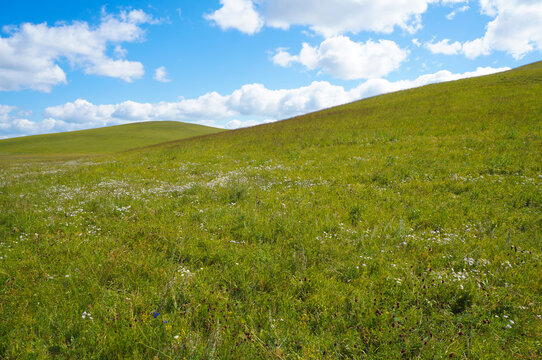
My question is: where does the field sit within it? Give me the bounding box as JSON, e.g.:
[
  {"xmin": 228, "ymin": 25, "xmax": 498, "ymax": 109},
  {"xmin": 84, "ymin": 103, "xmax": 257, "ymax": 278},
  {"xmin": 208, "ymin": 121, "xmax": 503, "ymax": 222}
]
[
  {"xmin": 0, "ymin": 121, "xmax": 224, "ymax": 158},
  {"xmin": 0, "ymin": 62, "xmax": 541, "ymax": 359}
]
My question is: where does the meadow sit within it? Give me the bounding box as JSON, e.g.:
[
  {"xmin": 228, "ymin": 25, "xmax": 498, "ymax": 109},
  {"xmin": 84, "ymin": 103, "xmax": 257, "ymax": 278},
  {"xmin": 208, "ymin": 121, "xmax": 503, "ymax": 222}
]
[{"xmin": 0, "ymin": 62, "xmax": 540, "ymax": 359}]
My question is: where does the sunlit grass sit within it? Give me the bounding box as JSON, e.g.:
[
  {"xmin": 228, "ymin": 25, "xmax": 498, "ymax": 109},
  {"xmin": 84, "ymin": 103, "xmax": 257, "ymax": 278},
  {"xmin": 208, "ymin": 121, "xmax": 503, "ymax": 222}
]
[{"xmin": 0, "ymin": 62, "xmax": 540, "ymax": 359}]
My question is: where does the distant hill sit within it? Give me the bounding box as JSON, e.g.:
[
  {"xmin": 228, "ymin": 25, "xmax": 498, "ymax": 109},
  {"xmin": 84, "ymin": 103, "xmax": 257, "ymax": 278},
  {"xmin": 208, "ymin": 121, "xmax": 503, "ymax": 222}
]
[{"xmin": 0, "ymin": 121, "xmax": 225, "ymax": 156}]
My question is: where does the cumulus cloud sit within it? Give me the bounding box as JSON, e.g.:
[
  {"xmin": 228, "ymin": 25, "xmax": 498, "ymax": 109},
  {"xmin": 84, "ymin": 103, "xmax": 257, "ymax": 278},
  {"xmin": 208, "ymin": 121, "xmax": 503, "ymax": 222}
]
[
  {"xmin": 204, "ymin": 0, "xmax": 542, "ymax": 60},
  {"xmin": 446, "ymin": 5, "xmax": 470, "ymax": 20},
  {"xmin": 479, "ymin": 0, "xmax": 498, "ymax": 17},
  {"xmin": 429, "ymin": 0, "xmax": 542, "ymax": 59},
  {"xmin": 0, "ymin": 104, "xmax": 81, "ymax": 138},
  {"xmin": 272, "ymin": 36, "xmax": 407, "ymax": 80},
  {"xmin": 153, "ymin": 66, "xmax": 171, "ymax": 82},
  {"xmin": 0, "ymin": 9, "xmax": 155, "ymax": 92},
  {"xmin": 425, "ymin": 39, "xmax": 463, "ymax": 55},
  {"xmin": 44, "ymin": 99, "xmax": 116, "ymax": 124},
  {"xmin": 205, "ymin": 0, "xmax": 263, "ymax": 35},
  {"xmin": 424, "ymin": 38, "xmax": 489, "ymax": 58},
  {"xmin": 205, "ymin": 0, "xmax": 475, "ymax": 37},
  {"xmin": 0, "ymin": 105, "xmax": 17, "ymax": 123}
]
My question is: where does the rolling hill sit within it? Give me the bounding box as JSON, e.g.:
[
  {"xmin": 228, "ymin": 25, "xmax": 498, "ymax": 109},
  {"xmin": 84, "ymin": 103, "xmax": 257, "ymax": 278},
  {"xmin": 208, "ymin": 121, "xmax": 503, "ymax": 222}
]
[
  {"xmin": 0, "ymin": 62, "xmax": 540, "ymax": 359},
  {"xmin": 0, "ymin": 121, "xmax": 224, "ymax": 156}
]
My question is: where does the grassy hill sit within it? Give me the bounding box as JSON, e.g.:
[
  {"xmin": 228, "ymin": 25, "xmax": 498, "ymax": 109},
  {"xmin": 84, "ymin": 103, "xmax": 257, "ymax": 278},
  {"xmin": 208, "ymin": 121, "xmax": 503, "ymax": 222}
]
[
  {"xmin": 0, "ymin": 62, "xmax": 540, "ymax": 359},
  {"xmin": 0, "ymin": 121, "xmax": 224, "ymax": 156}
]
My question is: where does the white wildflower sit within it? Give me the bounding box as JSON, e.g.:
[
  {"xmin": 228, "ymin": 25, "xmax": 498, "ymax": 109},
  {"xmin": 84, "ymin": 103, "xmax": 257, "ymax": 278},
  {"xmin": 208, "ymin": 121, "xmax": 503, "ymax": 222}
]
[{"xmin": 82, "ymin": 311, "xmax": 93, "ymax": 320}]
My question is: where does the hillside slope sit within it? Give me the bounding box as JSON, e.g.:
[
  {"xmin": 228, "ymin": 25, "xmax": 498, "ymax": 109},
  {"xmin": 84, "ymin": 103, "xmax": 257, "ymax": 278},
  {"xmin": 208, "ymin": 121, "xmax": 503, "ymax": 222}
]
[
  {"xmin": 0, "ymin": 121, "xmax": 224, "ymax": 156},
  {"xmin": 156, "ymin": 61, "xmax": 541, "ymax": 158},
  {"xmin": 0, "ymin": 62, "xmax": 540, "ymax": 359}
]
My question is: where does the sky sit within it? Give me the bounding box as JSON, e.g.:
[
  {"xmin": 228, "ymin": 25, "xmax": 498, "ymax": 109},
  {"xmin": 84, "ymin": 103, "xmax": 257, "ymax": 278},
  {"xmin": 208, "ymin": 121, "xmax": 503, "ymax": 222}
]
[{"xmin": 1, "ymin": 0, "xmax": 541, "ymax": 139}]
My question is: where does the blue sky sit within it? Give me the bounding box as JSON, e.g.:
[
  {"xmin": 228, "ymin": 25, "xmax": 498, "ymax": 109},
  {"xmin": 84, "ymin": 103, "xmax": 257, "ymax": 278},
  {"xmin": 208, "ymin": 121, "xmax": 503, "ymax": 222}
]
[{"xmin": 1, "ymin": 0, "xmax": 541, "ymax": 139}]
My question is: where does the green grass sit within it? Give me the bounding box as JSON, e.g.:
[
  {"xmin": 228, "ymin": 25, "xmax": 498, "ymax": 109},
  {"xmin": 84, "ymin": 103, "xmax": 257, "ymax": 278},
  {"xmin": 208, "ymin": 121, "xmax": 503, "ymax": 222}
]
[
  {"xmin": 0, "ymin": 62, "xmax": 541, "ymax": 359},
  {"xmin": 0, "ymin": 121, "xmax": 224, "ymax": 157}
]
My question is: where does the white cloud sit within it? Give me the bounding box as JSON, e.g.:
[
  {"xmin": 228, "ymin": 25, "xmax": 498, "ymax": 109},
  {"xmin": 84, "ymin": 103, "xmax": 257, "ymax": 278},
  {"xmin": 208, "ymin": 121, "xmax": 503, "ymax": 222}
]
[
  {"xmin": 204, "ymin": 0, "xmax": 263, "ymax": 35},
  {"xmin": 425, "ymin": 38, "xmax": 490, "ymax": 58},
  {"xmin": 480, "ymin": 0, "xmax": 542, "ymax": 59},
  {"xmin": 0, "ymin": 105, "xmax": 17, "ymax": 122},
  {"xmin": 479, "ymin": 0, "xmax": 498, "ymax": 17},
  {"xmin": 431, "ymin": 0, "xmax": 542, "ymax": 59},
  {"xmin": 0, "ymin": 105, "xmax": 80, "ymax": 138},
  {"xmin": 272, "ymin": 36, "xmax": 407, "ymax": 80},
  {"xmin": 205, "ymin": 0, "xmax": 475, "ymax": 37},
  {"xmin": 263, "ymin": 0, "xmax": 434, "ymax": 36},
  {"xmin": 425, "ymin": 39, "xmax": 463, "ymax": 55},
  {"xmin": 114, "ymin": 45, "xmax": 128, "ymax": 58},
  {"xmin": 153, "ymin": 66, "xmax": 171, "ymax": 82},
  {"xmin": 446, "ymin": 5, "xmax": 470, "ymax": 20},
  {"xmin": 272, "ymin": 48, "xmax": 298, "ymax": 67},
  {"xmin": 44, "ymin": 99, "xmax": 116, "ymax": 124},
  {"xmin": 461, "ymin": 38, "xmax": 491, "ymax": 58},
  {"xmin": 0, "ymin": 9, "xmax": 155, "ymax": 92}
]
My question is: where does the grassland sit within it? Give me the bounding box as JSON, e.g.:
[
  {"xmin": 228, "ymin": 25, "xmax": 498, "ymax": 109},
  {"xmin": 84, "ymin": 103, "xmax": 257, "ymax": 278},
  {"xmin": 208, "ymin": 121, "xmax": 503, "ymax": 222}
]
[
  {"xmin": 0, "ymin": 62, "xmax": 540, "ymax": 359},
  {"xmin": 0, "ymin": 121, "xmax": 224, "ymax": 157}
]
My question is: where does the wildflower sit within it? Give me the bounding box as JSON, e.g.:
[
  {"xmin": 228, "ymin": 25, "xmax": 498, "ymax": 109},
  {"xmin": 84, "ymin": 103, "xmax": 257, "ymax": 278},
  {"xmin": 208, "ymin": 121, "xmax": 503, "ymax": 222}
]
[
  {"xmin": 153, "ymin": 311, "xmax": 160, "ymax": 318},
  {"xmin": 82, "ymin": 311, "xmax": 93, "ymax": 320}
]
